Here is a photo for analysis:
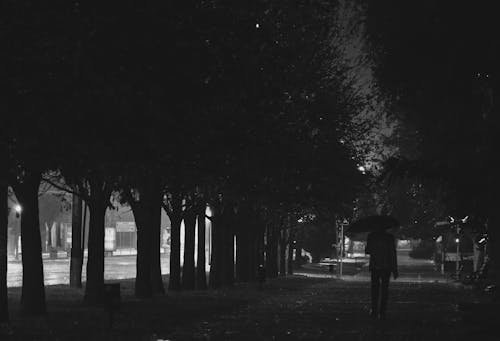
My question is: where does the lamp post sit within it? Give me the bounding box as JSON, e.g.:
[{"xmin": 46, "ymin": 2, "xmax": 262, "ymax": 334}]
[
  {"xmin": 338, "ymin": 219, "xmax": 348, "ymax": 278},
  {"xmin": 449, "ymin": 215, "xmax": 468, "ymax": 280}
]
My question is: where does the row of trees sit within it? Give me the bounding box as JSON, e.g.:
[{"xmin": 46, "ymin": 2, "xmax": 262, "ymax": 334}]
[{"xmin": 1, "ymin": 1, "xmax": 369, "ymax": 323}]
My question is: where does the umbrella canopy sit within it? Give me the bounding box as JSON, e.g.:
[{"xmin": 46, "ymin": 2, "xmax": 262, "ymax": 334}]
[{"xmin": 347, "ymin": 215, "xmax": 400, "ymax": 234}]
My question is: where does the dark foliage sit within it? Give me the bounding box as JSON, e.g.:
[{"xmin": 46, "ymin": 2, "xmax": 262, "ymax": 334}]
[{"xmin": 1, "ymin": 0, "xmax": 369, "ymax": 315}]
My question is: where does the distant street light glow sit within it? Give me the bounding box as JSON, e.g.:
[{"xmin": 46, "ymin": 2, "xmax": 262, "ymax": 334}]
[
  {"xmin": 357, "ymin": 166, "xmax": 366, "ymax": 174},
  {"xmin": 14, "ymin": 204, "xmax": 22, "ymax": 214},
  {"xmin": 455, "ymin": 238, "xmax": 460, "ymax": 243}
]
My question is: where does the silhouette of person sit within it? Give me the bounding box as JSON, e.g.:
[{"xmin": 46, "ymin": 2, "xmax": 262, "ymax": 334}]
[{"xmin": 365, "ymin": 227, "xmax": 398, "ymax": 320}]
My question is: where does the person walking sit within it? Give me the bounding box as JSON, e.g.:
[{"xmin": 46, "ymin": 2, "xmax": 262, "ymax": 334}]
[{"xmin": 365, "ymin": 227, "xmax": 398, "ymax": 320}]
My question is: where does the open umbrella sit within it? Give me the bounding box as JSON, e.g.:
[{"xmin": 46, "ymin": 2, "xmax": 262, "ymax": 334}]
[{"xmin": 347, "ymin": 215, "xmax": 399, "ymax": 234}]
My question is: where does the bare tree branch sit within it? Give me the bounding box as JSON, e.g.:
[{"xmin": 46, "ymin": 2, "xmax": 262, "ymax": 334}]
[{"xmin": 41, "ymin": 174, "xmax": 78, "ymax": 196}]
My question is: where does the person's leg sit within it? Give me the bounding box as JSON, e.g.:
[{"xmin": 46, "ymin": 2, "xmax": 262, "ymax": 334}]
[
  {"xmin": 379, "ymin": 270, "xmax": 391, "ymax": 319},
  {"xmin": 370, "ymin": 271, "xmax": 380, "ymax": 317}
]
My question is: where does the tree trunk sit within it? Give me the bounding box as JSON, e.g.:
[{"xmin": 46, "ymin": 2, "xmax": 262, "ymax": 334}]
[
  {"xmin": 209, "ymin": 206, "xmax": 223, "ymax": 289},
  {"xmin": 167, "ymin": 191, "xmax": 182, "ymax": 291},
  {"xmin": 0, "ymin": 177, "xmax": 9, "ymax": 323},
  {"xmin": 81, "ymin": 201, "xmax": 88, "ymax": 260},
  {"xmin": 182, "ymin": 207, "xmax": 196, "ymax": 290},
  {"xmin": 249, "ymin": 237, "xmax": 258, "ymax": 281},
  {"xmin": 130, "ymin": 178, "xmax": 164, "ymax": 297},
  {"xmin": 236, "ymin": 226, "xmax": 249, "ymax": 282},
  {"xmin": 287, "ymin": 231, "xmax": 294, "ymax": 275},
  {"xmin": 133, "ymin": 201, "xmax": 152, "ymax": 298},
  {"xmin": 249, "ymin": 230, "xmax": 260, "ymax": 282},
  {"xmin": 279, "ymin": 229, "xmax": 287, "ymax": 276},
  {"xmin": 487, "ymin": 215, "xmax": 500, "ymax": 299},
  {"xmin": 196, "ymin": 203, "xmax": 207, "ymax": 289},
  {"xmin": 266, "ymin": 224, "xmax": 279, "ymax": 278},
  {"xmin": 223, "ymin": 207, "xmax": 235, "ymax": 286},
  {"xmin": 84, "ymin": 194, "xmax": 107, "ymax": 304},
  {"xmin": 256, "ymin": 226, "xmax": 266, "ymax": 280},
  {"xmin": 250, "ymin": 218, "xmax": 266, "ymax": 282},
  {"xmin": 150, "ymin": 189, "xmax": 164, "ymax": 295},
  {"xmin": 14, "ymin": 172, "xmax": 46, "ymax": 315},
  {"xmin": 235, "ymin": 207, "xmax": 250, "ymax": 282},
  {"xmin": 47, "ymin": 222, "xmax": 53, "ymax": 254},
  {"xmin": 70, "ymin": 193, "xmax": 83, "ymax": 288}
]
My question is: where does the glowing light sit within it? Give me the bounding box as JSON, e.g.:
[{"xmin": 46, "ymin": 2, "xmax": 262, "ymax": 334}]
[
  {"xmin": 455, "ymin": 238, "xmax": 460, "ymax": 243},
  {"xmin": 357, "ymin": 166, "xmax": 366, "ymax": 173},
  {"xmin": 14, "ymin": 204, "xmax": 22, "ymax": 214},
  {"xmin": 255, "ymin": 23, "xmax": 260, "ymax": 28},
  {"xmin": 479, "ymin": 238, "xmax": 486, "ymax": 244},
  {"xmin": 205, "ymin": 205, "xmax": 212, "ymax": 218},
  {"xmin": 297, "ymin": 218, "xmax": 303, "ymax": 223}
]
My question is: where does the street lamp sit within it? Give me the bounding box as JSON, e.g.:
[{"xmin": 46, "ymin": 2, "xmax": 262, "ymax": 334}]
[{"xmin": 14, "ymin": 204, "xmax": 22, "ymax": 218}]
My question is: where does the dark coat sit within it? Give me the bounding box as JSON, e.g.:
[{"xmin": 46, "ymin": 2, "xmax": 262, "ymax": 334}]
[{"xmin": 365, "ymin": 231, "xmax": 398, "ymax": 274}]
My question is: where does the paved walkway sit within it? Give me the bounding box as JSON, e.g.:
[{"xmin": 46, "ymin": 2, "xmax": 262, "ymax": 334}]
[
  {"xmin": 165, "ymin": 253, "xmax": 489, "ymax": 340},
  {"xmin": 175, "ymin": 279, "xmax": 469, "ymax": 341}
]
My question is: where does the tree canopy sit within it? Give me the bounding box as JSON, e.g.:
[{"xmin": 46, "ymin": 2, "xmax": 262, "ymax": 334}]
[{"xmin": 364, "ymin": 0, "xmax": 500, "ymax": 225}]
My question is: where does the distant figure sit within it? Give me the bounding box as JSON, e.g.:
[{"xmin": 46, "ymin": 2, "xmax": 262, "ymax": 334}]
[{"xmin": 365, "ymin": 228, "xmax": 398, "ymax": 320}]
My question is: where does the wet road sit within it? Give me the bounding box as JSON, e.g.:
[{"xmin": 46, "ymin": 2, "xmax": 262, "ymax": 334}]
[{"xmin": 7, "ymin": 254, "xmax": 171, "ymax": 287}]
